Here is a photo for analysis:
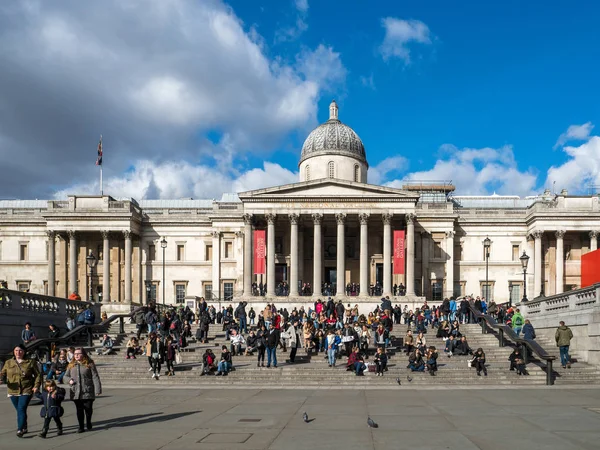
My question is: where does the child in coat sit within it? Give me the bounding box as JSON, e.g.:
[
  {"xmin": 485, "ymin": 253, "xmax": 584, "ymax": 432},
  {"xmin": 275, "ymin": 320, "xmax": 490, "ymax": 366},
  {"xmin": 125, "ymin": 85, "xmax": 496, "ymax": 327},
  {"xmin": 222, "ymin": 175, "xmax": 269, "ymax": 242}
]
[{"xmin": 36, "ymin": 380, "xmax": 65, "ymax": 438}]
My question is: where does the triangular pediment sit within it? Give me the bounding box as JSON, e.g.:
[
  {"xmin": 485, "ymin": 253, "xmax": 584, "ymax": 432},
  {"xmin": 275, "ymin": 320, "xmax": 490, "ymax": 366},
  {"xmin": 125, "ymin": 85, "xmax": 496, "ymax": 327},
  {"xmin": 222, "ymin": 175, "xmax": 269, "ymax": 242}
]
[{"xmin": 238, "ymin": 178, "xmax": 419, "ymax": 202}]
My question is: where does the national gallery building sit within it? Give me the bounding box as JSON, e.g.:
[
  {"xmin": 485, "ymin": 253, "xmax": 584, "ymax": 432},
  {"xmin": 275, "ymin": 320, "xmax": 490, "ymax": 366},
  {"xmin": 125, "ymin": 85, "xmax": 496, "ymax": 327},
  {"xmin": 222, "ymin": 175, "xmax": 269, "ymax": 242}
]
[{"xmin": 1, "ymin": 101, "xmax": 599, "ymax": 307}]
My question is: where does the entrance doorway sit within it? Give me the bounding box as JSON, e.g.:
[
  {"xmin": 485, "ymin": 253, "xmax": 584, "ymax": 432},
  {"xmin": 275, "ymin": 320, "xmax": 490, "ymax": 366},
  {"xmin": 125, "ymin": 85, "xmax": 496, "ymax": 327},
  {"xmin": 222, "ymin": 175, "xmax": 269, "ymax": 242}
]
[
  {"xmin": 376, "ymin": 263, "xmax": 383, "ymax": 286},
  {"xmin": 275, "ymin": 264, "xmax": 288, "ymax": 283},
  {"xmin": 325, "ymin": 267, "xmax": 337, "ymax": 295}
]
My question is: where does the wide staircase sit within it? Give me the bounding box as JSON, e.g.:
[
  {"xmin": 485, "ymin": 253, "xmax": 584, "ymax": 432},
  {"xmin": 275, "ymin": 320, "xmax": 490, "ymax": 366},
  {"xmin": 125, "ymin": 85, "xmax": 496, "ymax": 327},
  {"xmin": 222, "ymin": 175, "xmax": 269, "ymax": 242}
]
[{"xmin": 77, "ymin": 319, "xmax": 600, "ymax": 387}]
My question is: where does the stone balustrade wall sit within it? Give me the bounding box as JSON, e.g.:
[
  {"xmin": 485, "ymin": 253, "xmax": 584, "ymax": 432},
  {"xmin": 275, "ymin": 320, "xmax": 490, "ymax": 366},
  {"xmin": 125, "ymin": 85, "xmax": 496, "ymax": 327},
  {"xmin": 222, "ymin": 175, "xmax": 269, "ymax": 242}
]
[
  {"xmin": 520, "ymin": 283, "xmax": 600, "ymax": 364},
  {"xmin": 0, "ymin": 289, "xmax": 101, "ymax": 355}
]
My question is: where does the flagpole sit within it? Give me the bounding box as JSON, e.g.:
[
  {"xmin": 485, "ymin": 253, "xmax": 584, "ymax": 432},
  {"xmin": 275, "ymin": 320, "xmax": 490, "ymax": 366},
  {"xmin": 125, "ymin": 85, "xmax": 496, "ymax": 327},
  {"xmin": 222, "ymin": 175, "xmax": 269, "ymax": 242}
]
[{"xmin": 100, "ymin": 134, "xmax": 103, "ymax": 196}]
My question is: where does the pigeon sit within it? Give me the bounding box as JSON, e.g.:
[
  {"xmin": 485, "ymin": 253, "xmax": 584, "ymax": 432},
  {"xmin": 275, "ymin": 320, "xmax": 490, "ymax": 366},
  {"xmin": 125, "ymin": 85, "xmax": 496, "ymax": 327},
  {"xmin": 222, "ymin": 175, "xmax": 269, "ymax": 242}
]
[
  {"xmin": 396, "ymin": 377, "xmax": 401, "ymax": 385},
  {"xmin": 407, "ymin": 375, "xmax": 413, "ymax": 382},
  {"xmin": 303, "ymin": 412, "xmax": 309, "ymax": 423},
  {"xmin": 367, "ymin": 417, "xmax": 379, "ymax": 428}
]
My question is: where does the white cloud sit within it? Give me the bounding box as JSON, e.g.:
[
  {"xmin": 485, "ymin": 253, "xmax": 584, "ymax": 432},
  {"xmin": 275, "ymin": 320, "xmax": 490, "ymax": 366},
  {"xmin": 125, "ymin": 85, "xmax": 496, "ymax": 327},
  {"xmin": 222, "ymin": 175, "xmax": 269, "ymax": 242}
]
[
  {"xmin": 296, "ymin": 44, "xmax": 347, "ymax": 87},
  {"xmin": 553, "ymin": 122, "xmax": 594, "ymax": 149},
  {"xmin": 0, "ymin": 0, "xmax": 344, "ymax": 198},
  {"xmin": 546, "ymin": 135, "xmax": 600, "ymax": 194},
  {"xmin": 380, "ymin": 17, "xmax": 431, "ymax": 63},
  {"xmin": 368, "ymin": 156, "xmax": 409, "ymax": 185},
  {"xmin": 275, "ymin": 0, "xmax": 309, "ymax": 42},
  {"xmin": 54, "ymin": 159, "xmax": 298, "ymax": 200},
  {"xmin": 295, "ymin": 0, "xmax": 309, "ymax": 13},
  {"xmin": 359, "ymin": 74, "xmax": 376, "ymax": 90},
  {"xmin": 385, "ymin": 145, "xmax": 538, "ymax": 196}
]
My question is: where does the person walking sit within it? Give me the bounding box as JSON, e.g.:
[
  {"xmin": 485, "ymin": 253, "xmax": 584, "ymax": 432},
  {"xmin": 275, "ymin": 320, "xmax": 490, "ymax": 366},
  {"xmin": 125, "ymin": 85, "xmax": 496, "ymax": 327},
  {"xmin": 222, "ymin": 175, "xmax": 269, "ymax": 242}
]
[
  {"xmin": 66, "ymin": 348, "xmax": 102, "ymax": 433},
  {"xmin": 36, "ymin": 380, "xmax": 65, "ymax": 438},
  {"xmin": 146, "ymin": 332, "xmax": 165, "ymax": 379},
  {"xmin": 555, "ymin": 321, "xmax": 574, "ymax": 369},
  {"xmin": 0, "ymin": 344, "xmax": 42, "ymax": 437},
  {"xmin": 511, "ymin": 308, "xmax": 525, "ymax": 336}
]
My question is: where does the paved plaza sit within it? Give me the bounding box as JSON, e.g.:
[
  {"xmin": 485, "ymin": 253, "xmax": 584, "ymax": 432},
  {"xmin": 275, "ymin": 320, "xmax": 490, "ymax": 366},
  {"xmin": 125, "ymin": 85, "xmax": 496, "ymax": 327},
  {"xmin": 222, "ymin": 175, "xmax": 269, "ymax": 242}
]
[{"xmin": 1, "ymin": 386, "xmax": 600, "ymax": 450}]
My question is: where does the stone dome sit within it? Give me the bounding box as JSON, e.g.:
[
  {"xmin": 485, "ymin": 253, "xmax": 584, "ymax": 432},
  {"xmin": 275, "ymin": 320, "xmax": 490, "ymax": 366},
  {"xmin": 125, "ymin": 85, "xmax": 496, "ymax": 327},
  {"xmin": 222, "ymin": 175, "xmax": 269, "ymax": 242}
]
[{"xmin": 299, "ymin": 100, "xmax": 368, "ymax": 168}]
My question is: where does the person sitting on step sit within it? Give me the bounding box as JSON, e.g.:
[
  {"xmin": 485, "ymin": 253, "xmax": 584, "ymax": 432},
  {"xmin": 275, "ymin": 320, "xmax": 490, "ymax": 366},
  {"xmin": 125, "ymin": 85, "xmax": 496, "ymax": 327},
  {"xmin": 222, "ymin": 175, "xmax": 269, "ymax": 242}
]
[
  {"xmin": 472, "ymin": 348, "xmax": 488, "ymax": 376},
  {"xmin": 444, "ymin": 335, "xmax": 457, "ymax": 357},
  {"xmin": 374, "ymin": 347, "xmax": 388, "ymax": 376},
  {"xmin": 125, "ymin": 337, "xmax": 141, "ymax": 359},
  {"xmin": 454, "ymin": 336, "xmax": 473, "ymax": 356},
  {"xmin": 201, "ymin": 349, "xmax": 217, "ymax": 375},
  {"xmin": 426, "ymin": 346, "xmax": 439, "ymax": 376},
  {"xmin": 216, "ymin": 345, "xmax": 232, "ymax": 376},
  {"xmin": 229, "ymin": 329, "xmax": 245, "ymax": 356},
  {"xmin": 509, "ymin": 348, "xmax": 529, "ymax": 375},
  {"xmin": 245, "ymin": 330, "xmax": 258, "ymax": 356},
  {"xmin": 408, "ymin": 348, "xmax": 425, "ymax": 372}
]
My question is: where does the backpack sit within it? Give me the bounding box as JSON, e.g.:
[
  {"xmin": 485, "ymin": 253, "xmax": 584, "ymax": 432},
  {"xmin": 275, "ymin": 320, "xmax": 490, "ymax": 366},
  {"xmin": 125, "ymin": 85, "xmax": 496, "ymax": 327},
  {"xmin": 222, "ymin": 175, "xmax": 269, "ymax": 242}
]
[
  {"xmin": 514, "ymin": 316, "xmax": 523, "ymax": 327},
  {"xmin": 84, "ymin": 309, "xmax": 95, "ymax": 323}
]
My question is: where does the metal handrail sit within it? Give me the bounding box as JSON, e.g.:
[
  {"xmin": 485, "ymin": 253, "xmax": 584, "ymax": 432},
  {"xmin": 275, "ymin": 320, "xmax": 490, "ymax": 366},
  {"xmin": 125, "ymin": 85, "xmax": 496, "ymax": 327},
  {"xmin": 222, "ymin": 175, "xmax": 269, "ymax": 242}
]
[
  {"xmin": 0, "ymin": 310, "xmax": 138, "ymax": 363},
  {"xmin": 467, "ymin": 303, "xmax": 556, "ymax": 385}
]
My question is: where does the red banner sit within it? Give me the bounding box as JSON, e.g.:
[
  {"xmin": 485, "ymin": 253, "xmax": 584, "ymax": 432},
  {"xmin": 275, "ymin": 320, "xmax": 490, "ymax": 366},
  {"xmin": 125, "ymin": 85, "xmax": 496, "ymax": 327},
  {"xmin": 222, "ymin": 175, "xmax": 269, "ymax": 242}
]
[
  {"xmin": 393, "ymin": 230, "xmax": 405, "ymax": 275},
  {"xmin": 253, "ymin": 230, "xmax": 266, "ymax": 275}
]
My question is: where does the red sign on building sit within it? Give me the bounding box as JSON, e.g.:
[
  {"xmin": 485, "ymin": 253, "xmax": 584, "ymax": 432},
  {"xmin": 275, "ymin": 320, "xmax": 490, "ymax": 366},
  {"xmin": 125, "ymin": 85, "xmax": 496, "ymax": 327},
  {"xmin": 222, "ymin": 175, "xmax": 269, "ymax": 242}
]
[
  {"xmin": 393, "ymin": 230, "xmax": 405, "ymax": 275},
  {"xmin": 254, "ymin": 230, "xmax": 266, "ymax": 275}
]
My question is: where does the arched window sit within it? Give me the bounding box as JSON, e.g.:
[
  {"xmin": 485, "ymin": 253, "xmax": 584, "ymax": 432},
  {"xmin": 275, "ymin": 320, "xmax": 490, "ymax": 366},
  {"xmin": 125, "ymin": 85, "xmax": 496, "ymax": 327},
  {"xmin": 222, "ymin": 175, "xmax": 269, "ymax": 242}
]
[
  {"xmin": 328, "ymin": 161, "xmax": 335, "ymax": 179},
  {"xmin": 305, "ymin": 165, "xmax": 310, "ymax": 181},
  {"xmin": 354, "ymin": 164, "xmax": 360, "ymax": 182}
]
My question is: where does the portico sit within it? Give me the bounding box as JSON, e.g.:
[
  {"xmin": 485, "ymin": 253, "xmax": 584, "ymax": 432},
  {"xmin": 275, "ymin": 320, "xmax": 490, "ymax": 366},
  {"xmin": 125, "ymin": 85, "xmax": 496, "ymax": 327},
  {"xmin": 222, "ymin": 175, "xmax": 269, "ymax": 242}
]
[{"xmin": 238, "ymin": 179, "xmax": 420, "ymax": 299}]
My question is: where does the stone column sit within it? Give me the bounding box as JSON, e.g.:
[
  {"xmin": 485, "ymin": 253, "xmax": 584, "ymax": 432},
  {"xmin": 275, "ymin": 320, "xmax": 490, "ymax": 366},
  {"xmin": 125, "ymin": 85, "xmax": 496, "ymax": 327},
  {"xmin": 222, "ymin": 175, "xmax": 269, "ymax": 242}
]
[
  {"xmin": 289, "ymin": 214, "xmax": 299, "ymax": 297},
  {"xmin": 124, "ymin": 230, "xmax": 132, "ymax": 304},
  {"xmin": 532, "ymin": 230, "xmax": 543, "ymax": 297},
  {"xmin": 406, "ymin": 213, "xmax": 416, "ymax": 296},
  {"xmin": 590, "ymin": 230, "xmax": 599, "ymax": 252},
  {"xmin": 555, "ymin": 230, "xmax": 565, "ymax": 295},
  {"xmin": 68, "ymin": 230, "xmax": 77, "ymax": 295},
  {"xmin": 47, "ymin": 230, "xmax": 56, "ymax": 296},
  {"xmin": 298, "ymin": 225, "xmax": 304, "ymax": 285},
  {"xmin": 243, "ymin": 214, "xmax": 253, "ymax": 297},
  {"xmin": 382, "ymin": 213, "xmax": 392, "ymax": 296},
  {"xmin": 266, "ymin": 214, "xmax": 276, "ymax": 297},
  {"xmin": 312, "ymin": 213, "xmax": 323, "ymax": 297},
  {"xmin": 359, "ymin": 213, "xmax": 369, "ymax": 296},
  {"xmin": 421, "ymin": 232, "xmax": 430, "ymax": 299},
  {"xmin": 446, "ymin": 230, "xmax": 455, "ymax": 299},
  {"xmin": 101, "ymin": 231, "xmax": 110, "ymax": 302},
  {"xmin": 212, "ymin": 230, "xmax": 221, "ymax": 300},
  {"xmin": 336, "ymin": 213, "xmax": 346, "ymax": 297}
]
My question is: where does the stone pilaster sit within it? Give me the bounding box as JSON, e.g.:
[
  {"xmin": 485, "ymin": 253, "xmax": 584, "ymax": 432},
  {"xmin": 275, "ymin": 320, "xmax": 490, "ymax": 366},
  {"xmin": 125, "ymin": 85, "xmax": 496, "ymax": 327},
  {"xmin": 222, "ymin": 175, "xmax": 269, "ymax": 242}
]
[
  {"xmin": 123, "ymin": 230, "xmax": 132, "ymax": 304},
  {"xmin": 405, "ymin": 213, "xmax": 416, "ymax": 296},
  {"xmin": 445, "ymin": 230, "xmax": 455, "ymax": 299},
  {"xmin": 68, "ymin": 230, "xmax": 77, "ymax": 295},
  {"xmin": 242, "ymin": 214, "xmax": 253, "ymax": 297},
  {"xmin": 359, "ymin": 213, "xmax": 369, "ymax": 296},
  {"xmin": 590, "ymin": 230, "xmax": 599, "ymax": 252},
  {"xmin": 312, "ymin": 213, "xmax": 323, "ymax": 297},
  {"xmin": 101, "ymin": 230, "xmax": 111, "ymax": 302},
  {"xmin": 382, "ymin": 213, "xmax": 392, "ymax": 296},
  {"xmin": 335, "ymin": 213, "xmax": 346, "ymax": 297},
  {"xmin": 532, "ymin": 230, "xmax": 544, "ymax": 297},
  {"xmin": 555, "ymin": 230, "xmax": 565, "ymax": 295},
  {"xmin": 266, "ymin": 214, "xmax": 276, "ymax": 297},
  {"xmin": 289, "ymin": 214, "xmax": 299, "ymax": 296},
  {"xmin": 212, "ymin": 230, "xmax": 221, "ymax": 300},
  {"xmin": 47, "ymin": 230, "xmax": 56, "ymax": 296}
]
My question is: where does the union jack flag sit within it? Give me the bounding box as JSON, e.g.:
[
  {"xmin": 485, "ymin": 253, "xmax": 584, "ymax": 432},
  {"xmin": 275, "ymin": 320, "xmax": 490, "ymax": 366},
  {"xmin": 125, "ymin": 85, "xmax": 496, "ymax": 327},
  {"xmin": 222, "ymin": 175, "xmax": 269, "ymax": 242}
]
[{"xmin": 95, "ymin": 136, "xmax": 103, "ymax": 166}]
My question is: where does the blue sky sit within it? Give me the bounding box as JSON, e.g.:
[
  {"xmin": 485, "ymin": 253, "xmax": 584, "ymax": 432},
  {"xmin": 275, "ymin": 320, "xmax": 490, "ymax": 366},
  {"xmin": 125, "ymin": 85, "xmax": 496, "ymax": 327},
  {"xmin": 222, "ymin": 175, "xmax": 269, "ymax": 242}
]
[{"xmin": 1, "ymin": 0, "xmax": 599, "ymax": 199}]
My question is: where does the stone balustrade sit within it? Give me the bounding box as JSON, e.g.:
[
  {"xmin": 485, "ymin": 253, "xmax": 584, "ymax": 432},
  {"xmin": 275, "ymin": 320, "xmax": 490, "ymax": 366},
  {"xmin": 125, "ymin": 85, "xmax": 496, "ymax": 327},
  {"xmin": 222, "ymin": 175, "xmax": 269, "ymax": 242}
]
[
  {"xmin": 519, "ymin": 283, "xmax": 600, "ymax": 365},
  {"xmin": 0, "ymin": 288, "xmax": 101, "ymax": 354}
]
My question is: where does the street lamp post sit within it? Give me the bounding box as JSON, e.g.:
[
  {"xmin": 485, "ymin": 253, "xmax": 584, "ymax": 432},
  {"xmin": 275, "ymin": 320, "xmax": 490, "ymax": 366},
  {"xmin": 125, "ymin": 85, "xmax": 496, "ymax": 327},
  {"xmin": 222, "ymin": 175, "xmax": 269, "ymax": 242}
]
[
  {"xmin": 520, "ymin": 251, "xmax": 530, "ymax": 302},
  {"xmin": 145, "ymin": 281, "xmax": 151, "ymax": 306},
  {"xmin": 161, "ymin": 237, "xmax": 167, "ymax": 305},
  {"xmin": 483, "ymin": 236, "xmax": 491, "ymax": 302},
  {"xmin": 508, "ymin": 284, "xmax": 514, "ymax": 308},
  {"xmin": 86, "ymin": 251, "xmax": 98, "ymax": 302}
]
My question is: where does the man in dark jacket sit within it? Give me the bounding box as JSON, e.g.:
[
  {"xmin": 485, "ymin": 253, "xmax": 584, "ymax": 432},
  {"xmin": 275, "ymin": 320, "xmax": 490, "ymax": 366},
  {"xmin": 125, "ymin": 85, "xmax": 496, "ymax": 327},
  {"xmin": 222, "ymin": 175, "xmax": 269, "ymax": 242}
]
[
  {"xmin": 460, "ymin": 299, "xmax": 470, "ymax": 323},
  {"xmin": 381, "ymin": 297, "xmax": 392, "ymax": 314},
  {"xmin": 335, "ymin": 301, "xmax": 345, "ymax": 322},
  {"xmin": 235, "ymin": 301, "xmax": 248, "ymax": 334},
  {"xmin": 266, "ymin": 326, "xmax": 279, "ymax": 368},
  {"xmin": 454, "ymin": 336, "xmax": 473, "ymax": 356},
  {"xmin": 556, "ymin": 321, "xmax": 573, "ymax": 369}
]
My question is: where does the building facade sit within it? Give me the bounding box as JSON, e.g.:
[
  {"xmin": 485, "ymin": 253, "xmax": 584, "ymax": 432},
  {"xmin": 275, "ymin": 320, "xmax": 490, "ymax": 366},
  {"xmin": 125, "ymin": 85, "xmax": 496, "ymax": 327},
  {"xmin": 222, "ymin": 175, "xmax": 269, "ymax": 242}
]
[{"xmin": 1, "ymin": 101, "xmax": 599, "ymax": 307}]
